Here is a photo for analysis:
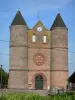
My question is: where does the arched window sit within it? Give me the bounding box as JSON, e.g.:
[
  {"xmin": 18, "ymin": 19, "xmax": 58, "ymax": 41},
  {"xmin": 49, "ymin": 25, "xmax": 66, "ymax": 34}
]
[
  {"xmin": 43, "ymin": 35, "xmax": 46, "ymax": 43},
  {"xmin": 32, "ymin": 35, "xmax": 36, "ymax": 42}
]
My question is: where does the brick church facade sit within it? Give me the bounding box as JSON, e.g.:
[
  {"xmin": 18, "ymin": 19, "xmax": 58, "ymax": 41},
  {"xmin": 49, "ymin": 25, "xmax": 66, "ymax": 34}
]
[{"xmin": 8, "ymin": 11, "xmax": 68, "ymax": 91}]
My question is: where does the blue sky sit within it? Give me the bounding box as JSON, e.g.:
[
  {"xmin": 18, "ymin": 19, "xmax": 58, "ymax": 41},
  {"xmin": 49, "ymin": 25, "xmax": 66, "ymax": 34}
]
[{"xmin": 0, "ymin": 0, "xmax": 74, "ymax": 76}]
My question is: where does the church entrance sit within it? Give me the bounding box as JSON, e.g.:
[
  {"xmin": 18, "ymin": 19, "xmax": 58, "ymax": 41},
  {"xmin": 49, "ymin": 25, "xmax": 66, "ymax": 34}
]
[{"xmin": 35, "ymin": 75, "xmax": 43, "ymax": 89}]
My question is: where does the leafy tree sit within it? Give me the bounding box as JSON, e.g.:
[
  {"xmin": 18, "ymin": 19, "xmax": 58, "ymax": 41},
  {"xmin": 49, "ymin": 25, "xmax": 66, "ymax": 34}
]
[{"xmin": 0, "ymin": 68, "xmax": 8, "ymax": 88}]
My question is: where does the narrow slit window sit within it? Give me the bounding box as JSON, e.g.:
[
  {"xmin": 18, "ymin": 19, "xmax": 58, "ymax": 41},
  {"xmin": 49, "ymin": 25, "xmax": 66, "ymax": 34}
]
[
  {"xmin": 43, "ymin": 35, "xmax": 46, "ymax": 43},
  {"xmin": 32, "ymin": 35, "xmax": 36, "ymax": 42}
]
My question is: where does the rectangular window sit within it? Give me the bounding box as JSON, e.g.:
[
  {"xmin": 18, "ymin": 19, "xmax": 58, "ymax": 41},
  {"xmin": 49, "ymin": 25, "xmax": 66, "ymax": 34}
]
[
  {"xmin": 43, "ymin": 36, "xmax": 46, "ymax": 43},
  {"xmin": 32, "ymin": 35, "xmax": 36, "ymax": 42}
]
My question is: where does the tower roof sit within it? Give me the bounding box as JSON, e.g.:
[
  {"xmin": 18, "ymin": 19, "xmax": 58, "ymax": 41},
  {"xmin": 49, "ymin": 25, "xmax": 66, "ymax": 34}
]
[
  {"xmin": 51, "ymin": 13, "xmax": 67, "ymax": 30},
  {"xmin": 11, "ymin": 10, "xmax": 27, "ymax": 26}
]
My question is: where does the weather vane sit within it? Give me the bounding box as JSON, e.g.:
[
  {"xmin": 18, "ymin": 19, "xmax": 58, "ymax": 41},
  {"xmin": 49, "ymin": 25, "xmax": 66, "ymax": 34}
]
[
  {"xmin": 58, "ymin": 6, "xmax": 60, "ymax": 13},
  {"xmin": 18, "ymin": 8, "xmax": 20, "ymax": 10}
]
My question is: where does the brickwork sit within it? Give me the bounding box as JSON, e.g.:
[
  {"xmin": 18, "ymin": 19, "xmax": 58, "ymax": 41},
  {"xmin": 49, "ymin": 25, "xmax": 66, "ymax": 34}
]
[
  {"xmin": 8, "ymin": 71, "xmax": 28, "ymax": 89},
  {"xmin": 8, "ymin": 25, "xmax": 28, "ymax": 89},
  {"xmin": 28, "ymin": 23, "xmax": 51, "ymax": 89},
  {"xmin": 8, "ymin": 11, "xmax": 68, "ymax": 92},
  {"xmin": 51, "ymin": 48, "xmax": 68, "ymax": 70},
  {"xmin": 51, "ymin": 28, "xmax": 68, "ymax": 48},
  {"xmin": 50, "ymin": 28, "xmax": 68, "ymax": 91},
  {"xmin": 50, "ymin": 71, "xmax": 68, "ymax": 89},
  {"xmin": 28, "ymin": 71, "xmax": 50, "ymax": 89}
]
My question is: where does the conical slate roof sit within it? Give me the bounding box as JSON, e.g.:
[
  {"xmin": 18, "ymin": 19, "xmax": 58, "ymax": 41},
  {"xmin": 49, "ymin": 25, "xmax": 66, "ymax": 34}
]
[
  {"xmin": 51, "ymin": 13, "xmax": 67, "ymax": 30},
  {"xmin": 11, "ymin": 10, "xmax": 27, "ymax": 26}
]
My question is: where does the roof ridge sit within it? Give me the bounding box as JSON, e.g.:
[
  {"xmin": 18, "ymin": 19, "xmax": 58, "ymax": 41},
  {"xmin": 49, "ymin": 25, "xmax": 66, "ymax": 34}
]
[{"xmin": 32, "ymin": 20, "xmax": 47, "ymax": 30}]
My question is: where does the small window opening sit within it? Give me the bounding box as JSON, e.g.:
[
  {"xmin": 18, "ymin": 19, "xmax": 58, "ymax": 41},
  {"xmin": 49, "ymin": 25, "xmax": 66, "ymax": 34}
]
[
  {"xmin": 32, "ymin": 35, "xmax": 36, "ymax": 42},
  {"xmin": 43, "ymin": 35, "xmax": 46, "ymax": 43}
]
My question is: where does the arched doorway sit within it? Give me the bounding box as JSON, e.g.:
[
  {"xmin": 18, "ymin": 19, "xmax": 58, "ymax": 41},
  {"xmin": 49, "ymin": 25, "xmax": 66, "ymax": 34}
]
[{"xmin": 35, "ymin": 75, "xmax": 43, "ymax": 89}]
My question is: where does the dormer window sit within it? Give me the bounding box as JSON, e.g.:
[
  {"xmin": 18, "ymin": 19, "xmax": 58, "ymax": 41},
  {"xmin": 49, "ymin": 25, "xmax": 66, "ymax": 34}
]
[
  {"xmin": 43, "ymin": 35, "xmax": 46, "ymax": 43},
  {"xmin": 32, "ymin": 34, "xmax": 36, "ymax": 42}
]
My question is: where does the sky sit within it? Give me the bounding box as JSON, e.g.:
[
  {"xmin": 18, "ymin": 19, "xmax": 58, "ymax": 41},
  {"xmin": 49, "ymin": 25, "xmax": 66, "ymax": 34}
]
[{"xmin": 0, "ymin": 0, "xmax": 74, "ymax": 76}]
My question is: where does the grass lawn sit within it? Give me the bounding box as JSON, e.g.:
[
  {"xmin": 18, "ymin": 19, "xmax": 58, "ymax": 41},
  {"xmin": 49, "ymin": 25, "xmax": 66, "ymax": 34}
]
[{"xmin": 0, "ymin": 92, "xmax": 75, "ymax": 100}]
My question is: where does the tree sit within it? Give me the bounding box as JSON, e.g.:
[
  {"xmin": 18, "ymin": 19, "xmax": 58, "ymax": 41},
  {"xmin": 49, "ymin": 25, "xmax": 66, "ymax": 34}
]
[{"xmin": 0, "ymin": 68, "xmax": 8, "ymax": 88}]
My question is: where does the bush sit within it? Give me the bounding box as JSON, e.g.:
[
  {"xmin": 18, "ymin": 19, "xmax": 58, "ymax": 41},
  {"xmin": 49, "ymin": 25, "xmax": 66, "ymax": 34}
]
[
  {"xmin": 7, "ymin": 93, "xmax": 45, "ymax": 100},
  {"xmin": 0, "ymin": 96, "xmax": 7, "ymax": 100}
]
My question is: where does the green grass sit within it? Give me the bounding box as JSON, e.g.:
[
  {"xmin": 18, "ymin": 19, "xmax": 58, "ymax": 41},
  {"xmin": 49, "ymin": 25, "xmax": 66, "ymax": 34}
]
[{"xmin": 0, "ymin": 92, "xmax": 75, "ymax": 100}]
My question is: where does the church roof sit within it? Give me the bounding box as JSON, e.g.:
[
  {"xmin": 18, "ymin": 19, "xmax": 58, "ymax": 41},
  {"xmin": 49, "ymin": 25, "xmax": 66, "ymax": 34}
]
[
  {"xmin": 11, "ymin": 10, "xmax": 27, "ymax": 26},
  {"xmin": 51, "ymin": 13, "xmax": 67, "ymax": 30},
  {"xmin": 33, "ymin": 20, "xmax": 47, "ymax": 30}
]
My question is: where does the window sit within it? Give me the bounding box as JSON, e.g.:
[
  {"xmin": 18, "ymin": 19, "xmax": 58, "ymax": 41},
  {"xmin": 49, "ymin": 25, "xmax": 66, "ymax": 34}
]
[
  {"xmin": 43, "ymin": 35, "xmax": 46, "ymax": 43},
  {"xmin": 35, "ymin": 75, "xmax": 43, "ymax": 89},
  {"xmin": 32, "ymin": 35, "xmax": 36, "ymax": 42}
]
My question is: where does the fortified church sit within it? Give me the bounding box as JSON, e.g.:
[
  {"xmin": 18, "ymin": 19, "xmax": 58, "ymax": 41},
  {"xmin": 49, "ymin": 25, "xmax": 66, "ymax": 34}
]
[{"xmin": 8, "ymin": 10, "xmax": 68, "ymax": 91}]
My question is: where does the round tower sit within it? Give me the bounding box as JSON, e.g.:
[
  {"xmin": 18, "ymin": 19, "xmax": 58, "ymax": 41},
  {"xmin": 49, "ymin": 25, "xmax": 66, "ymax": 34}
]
[
  {"xmin": 8, "ymin": 11, "xmax": 28, "ymax": 89},
  {"xmin": 50, "ymin": 13, "xmax": 68, "ymax": 92}
]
